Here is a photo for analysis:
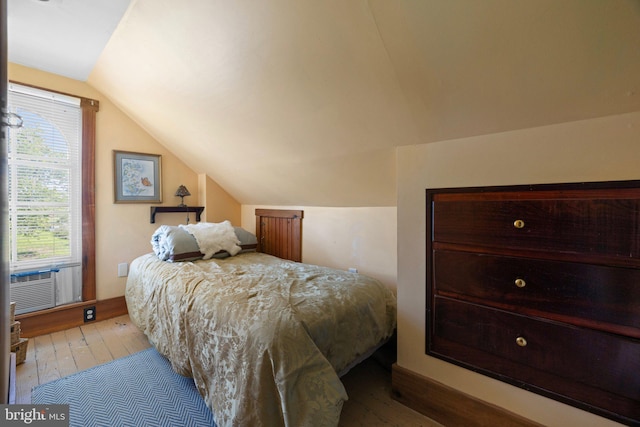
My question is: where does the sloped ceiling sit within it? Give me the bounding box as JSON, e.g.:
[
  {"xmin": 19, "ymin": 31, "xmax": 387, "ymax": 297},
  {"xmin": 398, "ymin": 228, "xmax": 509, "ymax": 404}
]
[
  {"xmin": 7, "ymin": 0, "xmax": 131, "ymax": 81},
  {"xmin": 14, "ymin": 0, "xmax": 640, "ymax": 206}
]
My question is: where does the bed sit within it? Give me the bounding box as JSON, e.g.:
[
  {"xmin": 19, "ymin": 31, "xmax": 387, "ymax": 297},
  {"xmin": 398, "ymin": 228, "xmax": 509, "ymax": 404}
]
[{"xmin": 125, "ymin": 221, "xmax": 397, "ymax": 427}]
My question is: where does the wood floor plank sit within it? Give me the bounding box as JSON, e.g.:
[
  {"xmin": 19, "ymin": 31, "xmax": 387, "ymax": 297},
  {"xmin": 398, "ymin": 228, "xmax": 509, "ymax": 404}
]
[
  {"xmin": 34, "ymin": 334, "xmax": 61, "ymax": 385},
  {"xmin": 80, "ymin": 323, "xmax": 114, "ymax": 366},
  {"xmin": 24, "ymin": 335, "xmax": 35, "ymax": 361},
  {"xmin": 340, "ymin": 358, "xmax": 443, "ymax": 427},
  {"xmin": 50, "ymin": 330, "xmax": 77, "ymax": 378},
  {"xmin": 94, "ymin": 316, "xmax": 131, "ymax": 360},
  {"xmin": 15, "ymin": 337, "xmax": 37, "ymax": 404},
  {"xmin": 115, "ymin": 316, "xmax": 151, "ymax": 354},
  {"xmin": 65, "ymin": 326, "xmax": 97, "ymax": 372}
]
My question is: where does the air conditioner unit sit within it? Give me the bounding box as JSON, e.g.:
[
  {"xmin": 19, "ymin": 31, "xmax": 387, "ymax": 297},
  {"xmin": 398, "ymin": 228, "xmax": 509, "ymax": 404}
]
[{"xmin": 10, "ymin": 270, "xmax": 56, "ymax": 314}]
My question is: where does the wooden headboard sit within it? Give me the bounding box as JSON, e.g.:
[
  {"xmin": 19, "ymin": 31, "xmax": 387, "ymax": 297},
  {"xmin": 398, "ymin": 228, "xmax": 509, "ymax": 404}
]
[{"xmin": 255, "ymin": 209, "xmax": 303, "ymax": 262}]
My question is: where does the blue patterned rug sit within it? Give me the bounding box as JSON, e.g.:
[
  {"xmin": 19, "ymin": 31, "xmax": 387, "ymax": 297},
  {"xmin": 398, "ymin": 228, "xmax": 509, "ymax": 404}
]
[{"xmin": 32, "ymin": 348, "xmax": 217, "ymax": 427}]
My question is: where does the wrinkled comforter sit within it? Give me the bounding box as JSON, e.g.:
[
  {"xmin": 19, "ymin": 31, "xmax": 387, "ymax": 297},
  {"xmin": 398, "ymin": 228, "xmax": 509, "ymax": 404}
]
[{"xmin": 125, "ymin": 252, "xmax": 397, "ymax": 427}]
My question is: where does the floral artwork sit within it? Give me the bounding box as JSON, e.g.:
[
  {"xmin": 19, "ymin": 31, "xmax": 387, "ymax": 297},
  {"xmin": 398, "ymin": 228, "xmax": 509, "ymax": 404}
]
[
  {"xmin": 114, "ymin": 151, "xmax": 162, "ymax": 203},
  {"xmin": 122, "ymin": 158, "xmax": 155, "ymax": 196}
]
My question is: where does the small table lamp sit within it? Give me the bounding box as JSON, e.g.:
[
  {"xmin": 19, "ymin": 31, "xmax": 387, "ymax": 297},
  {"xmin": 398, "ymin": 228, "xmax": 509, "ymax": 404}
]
[{"xmin": 175, "ymin": 185, "xmax": 191, "ymax": 207}]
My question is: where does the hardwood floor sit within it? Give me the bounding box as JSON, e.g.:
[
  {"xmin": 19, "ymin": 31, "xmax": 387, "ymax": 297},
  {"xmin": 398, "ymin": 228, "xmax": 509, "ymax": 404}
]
[
  {"xmin": 14, "ymin": 314, "xmax": 150, "ymax": 404},
  {"xmin": 16, "ymin": 314, "xmax": 440, "ymax": 426},
  {"xmin": 339, "ymin": 359, "xmax": 443, "ymax": 427}
]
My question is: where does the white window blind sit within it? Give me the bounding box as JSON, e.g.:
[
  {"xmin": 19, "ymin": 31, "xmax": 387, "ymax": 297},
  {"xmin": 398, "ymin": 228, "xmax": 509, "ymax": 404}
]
[{"xmin": 7, "ymin": 83, "xmax": 82, "ymax": 272}]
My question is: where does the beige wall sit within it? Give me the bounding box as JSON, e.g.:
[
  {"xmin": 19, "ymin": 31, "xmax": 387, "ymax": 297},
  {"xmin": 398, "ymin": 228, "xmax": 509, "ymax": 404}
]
[
  {"xmin": 199, "ymin": 173, "xmax": 241, "ymax": 225},
  {"xmin": 241, "ymin": 205, "xmax": 397, "ymax": 290},
  {"xmin": 8, "ymin": 64, "xmax": 240, "ymax": 300},
  {"xmin": 396, "ymin": 111, "xmax": 640, "ymax": 427}
]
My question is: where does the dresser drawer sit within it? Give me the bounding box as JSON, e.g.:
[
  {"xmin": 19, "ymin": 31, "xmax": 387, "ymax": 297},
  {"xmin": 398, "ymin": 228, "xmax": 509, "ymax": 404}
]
[
  {"xmin": 430, "ymin": 297, "xmax": 640, "ymax": 407},
  {"xmin": 432, "ymin": 198, "xmax": 640, "ymax": 259},
  {"xmin": 433, "ymin": 250, "xmax": 640, "ymax": 336}
]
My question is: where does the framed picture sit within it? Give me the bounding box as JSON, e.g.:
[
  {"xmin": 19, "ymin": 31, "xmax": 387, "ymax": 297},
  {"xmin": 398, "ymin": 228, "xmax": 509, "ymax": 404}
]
[{"xmin": 113, "ymin": 150, "xmax": 162, "ymax": 203}]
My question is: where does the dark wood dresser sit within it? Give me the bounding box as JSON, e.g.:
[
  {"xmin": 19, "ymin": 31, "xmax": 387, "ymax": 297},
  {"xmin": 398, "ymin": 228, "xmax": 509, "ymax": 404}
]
[{"xmin": 426, "ymin": 180, "xmax": 640, "ymax": 426}]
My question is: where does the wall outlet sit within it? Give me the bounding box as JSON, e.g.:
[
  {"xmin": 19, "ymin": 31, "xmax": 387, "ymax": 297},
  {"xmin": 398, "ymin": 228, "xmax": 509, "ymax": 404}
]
[
  {"xmin": 84, "ymin": 306, "xmax": 96, "ymax": 322},
  {"xmin": 348, "ymin": 267, "xmax": 358, "ymax": 273},
  {"xmin": 117, "ymin": 262, "xmax": 128, "ymax": 277}
]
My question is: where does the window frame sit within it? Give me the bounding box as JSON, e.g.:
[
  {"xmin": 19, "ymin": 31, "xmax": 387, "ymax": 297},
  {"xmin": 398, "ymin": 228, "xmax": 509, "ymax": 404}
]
[{"xmin": 9, "ymin": 81, "xmax": 98, "ymax": 303}]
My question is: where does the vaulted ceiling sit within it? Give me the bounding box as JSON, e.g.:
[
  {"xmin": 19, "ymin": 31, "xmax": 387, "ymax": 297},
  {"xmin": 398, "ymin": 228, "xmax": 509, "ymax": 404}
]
[{"xmin": 9, "ymin": 0, "xmax": 640, "ymax": 206}]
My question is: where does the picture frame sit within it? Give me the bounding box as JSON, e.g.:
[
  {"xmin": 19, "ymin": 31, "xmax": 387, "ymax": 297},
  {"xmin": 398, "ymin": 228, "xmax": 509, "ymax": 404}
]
[{"xmin": 113, "ymin": 150, "xmax": 162, "ymax": 203}]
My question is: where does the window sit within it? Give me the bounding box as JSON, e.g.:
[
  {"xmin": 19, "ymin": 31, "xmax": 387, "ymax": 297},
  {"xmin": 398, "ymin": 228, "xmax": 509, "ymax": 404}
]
[{"xmin": 7, "ymin": 82, "xmax": 97, "ymax": 312}]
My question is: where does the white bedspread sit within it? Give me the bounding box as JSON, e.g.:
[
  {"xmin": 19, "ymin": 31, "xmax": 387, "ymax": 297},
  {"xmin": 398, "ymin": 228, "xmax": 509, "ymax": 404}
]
[{"xmin": 125, "ymin": 252, "xmax": 396, "ymax": 427}]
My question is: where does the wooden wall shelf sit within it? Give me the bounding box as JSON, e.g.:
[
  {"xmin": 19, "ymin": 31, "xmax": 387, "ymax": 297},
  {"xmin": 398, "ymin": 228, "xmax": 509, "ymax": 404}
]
[{"xmin": 150, "ymin": 206, "xmax": 204, "ymax": 223}]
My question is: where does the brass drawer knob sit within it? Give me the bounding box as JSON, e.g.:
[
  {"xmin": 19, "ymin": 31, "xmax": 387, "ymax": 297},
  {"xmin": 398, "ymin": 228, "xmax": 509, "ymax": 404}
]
[
  {"xmin": 513, "ymin": 219, "xmax": 525, "ymax": 229},
  {"xmin": 515, "ymin": 278, "xmax": 526, "ymax": 288},
  {"xmin": 516, "ymin": 336, "xmax": 528, "ymax": 347}
]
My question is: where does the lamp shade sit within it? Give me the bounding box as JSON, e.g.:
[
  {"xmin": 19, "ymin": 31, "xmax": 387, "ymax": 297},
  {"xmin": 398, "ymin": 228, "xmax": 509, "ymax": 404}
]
[{"xmin": 175, "ymin": 185, "xmax": 190, "ymax": 197}]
